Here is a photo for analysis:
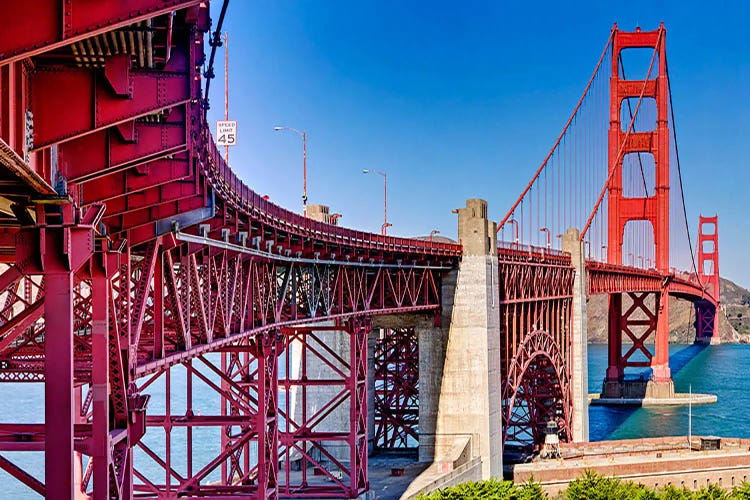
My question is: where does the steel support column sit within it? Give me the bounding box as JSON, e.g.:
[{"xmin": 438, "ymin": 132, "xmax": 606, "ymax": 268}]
[
  {"xmin": 45, "ymin": 269, "xmax": 76, "ymax": 500},
  {"xmin": 652, "ymin": 290, "xmax": 671, "ymax": 382},
  {"xmin": 92, "ymin": 252, "xmax": 111, "ymax": 499},
  {"xmin": 14, "ymin": 202, "xmax": 99, "ymax": 499}
]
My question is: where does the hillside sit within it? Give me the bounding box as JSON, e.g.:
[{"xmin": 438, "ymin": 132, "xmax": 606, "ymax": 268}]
[{"xmin": 587, "ymin": 277, "xmax": 750, "ymax": 343}]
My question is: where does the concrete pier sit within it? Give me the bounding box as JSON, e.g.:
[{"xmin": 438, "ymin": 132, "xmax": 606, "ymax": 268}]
[
  {"xmin": 561, "ymin": 228, "xmax": 589, "ymax": 442},
  {"xmin": 421, "ymin": 199, "xmax": 503, "ymax": 479}
]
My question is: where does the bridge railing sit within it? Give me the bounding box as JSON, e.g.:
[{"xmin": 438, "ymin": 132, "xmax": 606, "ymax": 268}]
[
  {"xmin": 201, "ymin": 126, "xmax": 462, "ymax": 258},
  {"xmin": 498, "ymin": 240, "xmax": 571, "ymax": 265}
]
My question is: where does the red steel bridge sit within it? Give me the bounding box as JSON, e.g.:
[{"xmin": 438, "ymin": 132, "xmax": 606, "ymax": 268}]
[{"xmin": 0, "ymin": 2, "xmax": 719, "ymax": 499}]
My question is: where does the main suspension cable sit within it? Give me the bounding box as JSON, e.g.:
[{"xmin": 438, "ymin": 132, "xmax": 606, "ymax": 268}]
[
  {"xmin": 666, "ymin": 53, "xmax": 702, "ymax": 285},
  {"xmin": 203, "ymin": 0, "xmax": 231, "ymax": 121}
]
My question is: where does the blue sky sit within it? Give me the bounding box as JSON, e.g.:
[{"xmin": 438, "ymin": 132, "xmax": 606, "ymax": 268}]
[{"xmin": 207, "ymin": 1, "xmax": 750, "ymax": 285}]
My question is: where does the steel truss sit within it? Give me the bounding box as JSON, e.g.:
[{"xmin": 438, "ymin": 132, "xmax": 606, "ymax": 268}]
[
  {"xmin": 277, "ymin": 322, "xmax": 369, "ymax": 498},
  {"xmin": 373, "ymin": 327, "xmax": 419, "ymax": 450},
  {"xmin": 1, "ymin": 227, "xmax": 424, "ymax": 497},
  {"xmin": 605, "ymin": 291, "xmax": 665, "ymax": 383},
  {"xmin": 498, "ymin": 255, "xmax": 574, "ymax": 450}
]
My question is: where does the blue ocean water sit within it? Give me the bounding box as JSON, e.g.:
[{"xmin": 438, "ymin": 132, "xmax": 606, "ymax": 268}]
[
  {"xmin": 1, "ymin": 344, "xmax": 749, "ymax": 498},
  {"xmin": 588, "ymin": 343, "xmax": 750, "ymax": 441}
]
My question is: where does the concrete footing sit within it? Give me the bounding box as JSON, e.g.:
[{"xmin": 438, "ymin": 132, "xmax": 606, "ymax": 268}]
[
  {"xmin": 602, "ymin": 379, "xmax": 675, "ymax": 399},
  {"xmin": 590, "ymin": 392, "xmax": 717, "ymax": 406}
]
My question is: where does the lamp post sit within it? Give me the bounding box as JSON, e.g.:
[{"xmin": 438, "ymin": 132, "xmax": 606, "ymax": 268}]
[
  {"xmin": 429, "ymin": 229, "xmax": 440, "ymax": 243},
  {"xmin": 362, "ymin": 169, "xmax": 388, "ymax": 235},
  {"xmin": 601, "ymin": 245, "xmax": 607, "ymax": 261},
  {"xmin": 507, "ymin": 219, "xmax": 519, "ymax": 248},
  {"xmin": 273, "ymin": 126, "xmax": 308, "ymax": 216},
  {"xmin": 638, "ymin": 256, "xmax": 644, "ymax": 268},
  {"xmin": 539, "ymin": 227, "xmax": 551, "ymax": 249},
  {"xmin": 628, "ymin": 252, "xmax": 634, "ymax": 266}
]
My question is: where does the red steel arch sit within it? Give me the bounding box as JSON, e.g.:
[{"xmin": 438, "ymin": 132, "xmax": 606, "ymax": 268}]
[{"xmin": 502, "ymin": 329, "xmax": 572, "ymax": 449}]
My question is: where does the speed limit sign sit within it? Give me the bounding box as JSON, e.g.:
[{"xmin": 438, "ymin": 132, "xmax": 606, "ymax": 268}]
[{"xmin": 216, "ymin": 120, "xmax": 237, "ymax": 146}]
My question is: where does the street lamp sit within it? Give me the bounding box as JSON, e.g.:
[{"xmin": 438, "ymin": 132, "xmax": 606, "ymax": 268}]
[
  {"xmin": 330, "ymin": 213, "xmax": 342, "ymax": 225},
  {"xmin": 507, "ymin": 219, "xmax": 519, "ymax": 247},
  {"xmin": 638, "ymin": 256, "xmax": 644, "ymax": 268},
  {"xmin": 429, "ymin": 229, "xmax": 440, "ymax": 243},
  {"xmin": 628, "ymin": 252, "xmax": 634, "ymax": 266},
  {"xmin": 539, "ymin": 227, "xmax": 551, "ymax": 249},
  {"xmin": 362, "ymin": 169, "xmax": 388, "ymax": 235},
  {"xmin": 273, "ymin": 126, "xmax": 308, "ymax": 216},
  {"xmin": 601, "ymin": 245, "xmax": 607, "ymax": 261}
]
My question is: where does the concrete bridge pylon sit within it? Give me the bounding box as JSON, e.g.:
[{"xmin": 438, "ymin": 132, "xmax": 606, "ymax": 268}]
[
  {"xmin": 562, "ymin": 228, "xmax": 590, "ymax": 443},
  {"xmin": 420, "ymin": 199, "xmax": 502, "ymax": 479}
]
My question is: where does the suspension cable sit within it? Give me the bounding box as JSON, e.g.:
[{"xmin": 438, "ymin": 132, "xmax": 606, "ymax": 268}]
[
  {"xmin": 581, "ymin": 29, "xmax": 663, "ymax": 240},
  {"xmin": 203, "ymin": 0, "xmax": 231, "ymax": 121},
  {"xmin": 666, "ymin": 53, "xmax": 702, "ymax": 285},
  {"xmin": 497, "ymin": 28, "xmax": 615, "ymax": 232}
]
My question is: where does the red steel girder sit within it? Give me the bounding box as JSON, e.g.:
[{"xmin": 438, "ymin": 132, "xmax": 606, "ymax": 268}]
[
  {"xmin": 502, "ymin": 329, "xmax": 571, "ymax": 449},
  {"xmin": 59, "ymin": 107, "xmax": 188, "ymax": 183},
  {"xmin": 136, "ymin": 334, "xmax": 280, "ymax": 498},
  {"xmin": 0, "ymin": 1, "xmax": 204, "ymax": 65},
  {"xmin": 31, "ymin": 56, "xmax": 191, "ymax": 148},
  {"xmin": 605, "ymin": 291, "xmax": 666, "ymax": 382},
  {"xmin": 102, "ymin": 179, "xmax": 199, "ymax": 218},
  {"xmin": 77, "ymin": 155, "xmax": 192, "ymax": 205}
]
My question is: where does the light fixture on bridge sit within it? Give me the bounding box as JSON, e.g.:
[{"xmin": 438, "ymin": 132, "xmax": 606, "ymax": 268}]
[
  {"xmin": 274, "ymin": 125, "xmax": 308, "ymax": 216},
  {"xmin": 362, "ymin": 169, "xmax": 389, "ymax": 235},
  {"xmin": 539, "ymin": 227, "xmax": 551, "ymax": 249},
  {"xmin": 507, "ymin": 218, "xmax": 519, "ymax": 247}
]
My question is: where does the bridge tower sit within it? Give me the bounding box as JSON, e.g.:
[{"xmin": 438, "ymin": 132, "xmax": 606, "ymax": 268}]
[
  {"xmin": 605, "ymin": 24, "xmax": 673, "ymax": 397},
  {"xmin": 696, "ymin": 215, "xmax": 721, "ymax": 344}
]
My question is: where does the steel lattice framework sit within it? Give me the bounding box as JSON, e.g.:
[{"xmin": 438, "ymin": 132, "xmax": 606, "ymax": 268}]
[
  {"xmin": 0, "ymin": 3, "xmax": 724, "ymax": 497},
  {"xmin": 498, "ymin": 249, "xmax": 574, "ymax": 450},
  {"xmin": 0, "ymin": 3, "xmax": 458, "ymax": 498},
  {"xmin": 373, "ymin": 327, "xmax": 419, "ymax": 451}
]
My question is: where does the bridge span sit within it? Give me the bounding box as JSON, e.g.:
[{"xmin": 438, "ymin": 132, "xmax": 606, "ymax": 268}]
[{"xmin": 0, "ymin": 3, "xmax": 719, "ymax": 499}]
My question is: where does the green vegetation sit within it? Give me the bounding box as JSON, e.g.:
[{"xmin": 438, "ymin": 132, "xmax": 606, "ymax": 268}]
[
  {"xmin": 414, "ymin": 478, "xmax": 544, "ymax": 500},
  {"xmin": 416, "ymin": 472, "xmax": 750, "ymax": 499}
]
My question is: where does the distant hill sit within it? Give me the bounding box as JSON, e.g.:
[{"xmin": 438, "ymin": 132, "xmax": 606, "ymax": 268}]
[{"xmin": 587, "ymin": 277, "xmax": 750, "ymax": 343}]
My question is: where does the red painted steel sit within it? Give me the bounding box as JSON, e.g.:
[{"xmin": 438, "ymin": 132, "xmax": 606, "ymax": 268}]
[
  {"xmin": 278, "ymin": 322, "xmax": 369, "ymax": 498},
  {"xmin": 606, "ymin": 25, "xmax": 672, "ymax": 384},
  {"xmin": 373, "ymin": 327, "xmax": 419, "ymax": 450},
  {"xmin": 499, "ymin": 251, "xmax": 574, "ymax": 450},
  {"xmin": 0, "ymin": 2, "xmax": 457, "ymax": 497},
  {"xmin": 695, "ymin": 216, "xmax": 720, "ymax": 341},
  {"xmin": 0, "ymin": 4, "xmax": 723, "ymax": 494}
]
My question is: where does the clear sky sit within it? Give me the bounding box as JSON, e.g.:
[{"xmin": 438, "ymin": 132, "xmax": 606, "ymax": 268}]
[{"xmin": 207, "ymin": 1, "xmax": 750, "ymax": 285}]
